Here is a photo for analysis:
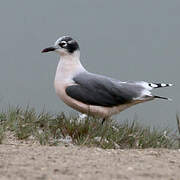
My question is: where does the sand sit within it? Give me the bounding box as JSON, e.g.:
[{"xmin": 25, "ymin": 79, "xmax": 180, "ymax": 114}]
[{"xmin": 0, "ymin": 141, "xmax": 180, "ymax": 180}]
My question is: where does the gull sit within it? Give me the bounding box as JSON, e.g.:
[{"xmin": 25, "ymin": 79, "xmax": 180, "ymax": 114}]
[{"xmin": 42, "ymin": 36, "xmax": 173, "ymax": 124}]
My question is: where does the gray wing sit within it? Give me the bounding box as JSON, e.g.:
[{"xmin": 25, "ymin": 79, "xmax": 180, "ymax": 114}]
[{"xmin": 65, "ymin": 72, "xmax": 145, "ymax": 107}]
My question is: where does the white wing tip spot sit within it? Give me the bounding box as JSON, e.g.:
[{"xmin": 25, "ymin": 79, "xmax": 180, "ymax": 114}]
[
  {"xmin": 149, "ymin": 83, "xmax": 158, "ymax": 88},
  {"xmin": 161, "ymin": 83, "xmax": 167, "ymax": 87}
]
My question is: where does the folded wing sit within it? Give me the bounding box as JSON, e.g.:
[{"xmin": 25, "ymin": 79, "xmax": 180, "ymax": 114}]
[{"xmin": 65, "ymin": 72, "xmax": 148, "ymax": 107}]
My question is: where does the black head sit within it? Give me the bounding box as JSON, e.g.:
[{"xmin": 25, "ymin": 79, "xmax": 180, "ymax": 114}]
[
  {"xmin": 56, "ymin": 36, "xmax": 80, "ymax": 53},
  {"xmin": 41, "ymin": 36, "xmax": 80, "ymax": 54}
]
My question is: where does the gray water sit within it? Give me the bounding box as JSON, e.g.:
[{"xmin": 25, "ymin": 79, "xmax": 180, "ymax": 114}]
[{"xmin": 0, "ymin": 0, "xmax": 179, "ymax": 129}]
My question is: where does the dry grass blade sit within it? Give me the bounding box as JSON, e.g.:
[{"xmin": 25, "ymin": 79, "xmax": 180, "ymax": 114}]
[
  {"xmin": 176, "ymin": 114, "xmax": 180, "ymax": 148},
  {"xmin": 176, "ymin": 114, "xmax": 180, "ymax": 134}
]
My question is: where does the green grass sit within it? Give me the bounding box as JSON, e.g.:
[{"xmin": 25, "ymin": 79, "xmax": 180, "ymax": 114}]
[{"xmin": 0, "ymin": 106, "xmax": 178, "ymax": 149}]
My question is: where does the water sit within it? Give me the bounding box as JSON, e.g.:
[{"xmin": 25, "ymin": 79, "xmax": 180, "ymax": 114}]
[{"xmin": 0, "ymin": 0, "xmax": 179, "ymax": 130}]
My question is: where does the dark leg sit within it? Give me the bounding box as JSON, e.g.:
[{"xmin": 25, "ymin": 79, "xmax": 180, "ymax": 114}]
[{"xmin": 101, "ymin": 118, "xmax": 106, "ymax": 125}]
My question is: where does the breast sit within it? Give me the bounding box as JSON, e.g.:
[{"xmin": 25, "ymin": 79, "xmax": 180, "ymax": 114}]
[{"xmin": 54, "ymin": 80, "xmax": 88, "ymax": 113}]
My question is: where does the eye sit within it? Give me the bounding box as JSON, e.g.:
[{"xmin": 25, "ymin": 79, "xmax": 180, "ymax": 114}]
[{"xmin": 59, "ymin": 41, "xmax": 67, "ymax": 48}]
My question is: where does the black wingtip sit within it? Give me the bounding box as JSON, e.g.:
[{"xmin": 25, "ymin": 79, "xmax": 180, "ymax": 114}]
[
  {"xmin": 149, "ymin": 83, "xmax": 173, "ymax": 88},
  {"xmin": 154, "ymin": 95, "xmax": 172, "ymax": 101}
]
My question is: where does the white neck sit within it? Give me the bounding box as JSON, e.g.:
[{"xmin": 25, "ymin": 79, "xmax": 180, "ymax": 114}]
[{"xmin": 55, "ymin": 50, "xmax": 86, "ymax": 83}]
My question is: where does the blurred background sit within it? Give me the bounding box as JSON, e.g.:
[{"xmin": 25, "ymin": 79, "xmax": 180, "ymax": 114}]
[{"xmin": 0, "ymin": 0, "xmax": 179, "ymax": 129}]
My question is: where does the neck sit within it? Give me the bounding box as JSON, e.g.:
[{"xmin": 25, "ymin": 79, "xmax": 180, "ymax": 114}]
[
  {"xmin": 55, "ymin": 50, "xmax": 86, "ymax": 82},
  {"xmin": 60, "ymin": 50, "xmax": 80, "ymax": 60}
]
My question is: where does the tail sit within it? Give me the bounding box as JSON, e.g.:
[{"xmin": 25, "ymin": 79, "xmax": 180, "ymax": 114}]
[
  {"xmin": 153, "ymin": 95, "xmax": 172, "ymax": 101},
  {"xmin": 149, "ymin": 83, "xmax": 173, "ymax": 88},
  {"xmin": 138, "ymin": 82, "xmax": 173, "ymax": 101},
  {"xmin": 149, "ymin": 83, "xmax": 173, "ymax": 101}
]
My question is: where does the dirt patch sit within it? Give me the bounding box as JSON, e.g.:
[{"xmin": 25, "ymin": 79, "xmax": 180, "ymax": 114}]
[{"xmin": 0, "ymin": 141, "xmax": 180, "ymax": 180}]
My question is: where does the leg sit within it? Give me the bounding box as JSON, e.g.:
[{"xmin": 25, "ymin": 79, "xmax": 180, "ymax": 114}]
[{"xmin": 101, "ymin": 118, "xmax": 106, "ymax": 125}]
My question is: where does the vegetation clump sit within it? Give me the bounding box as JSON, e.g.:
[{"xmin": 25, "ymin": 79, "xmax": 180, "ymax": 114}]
[{"xmin": 0, "ymin": 106, "xmax": 178, "ymax": 148}]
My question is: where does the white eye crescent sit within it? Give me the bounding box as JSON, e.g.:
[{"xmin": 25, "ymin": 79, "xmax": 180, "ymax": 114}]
[{"xmin": 59, "ymin": 41, "xmax": 67, "ymax": 47}]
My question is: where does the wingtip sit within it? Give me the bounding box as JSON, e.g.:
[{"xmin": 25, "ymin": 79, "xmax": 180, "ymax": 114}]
[
  {"xmin": 149, "ymin": 83, "xmax": 174, "ymax": 88},
  {"xmin": 154, "ymin": 95, "xmax": 173, "ymax": 101}
]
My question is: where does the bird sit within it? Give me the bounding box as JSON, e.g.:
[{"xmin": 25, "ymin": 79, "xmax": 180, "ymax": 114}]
[{"xmin": 42, "ymin": 36, "xmax": 173, "ymax": 124}]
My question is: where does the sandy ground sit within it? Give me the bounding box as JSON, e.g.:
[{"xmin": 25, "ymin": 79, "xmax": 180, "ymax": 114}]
[{"xmin": 0, "ymin": 141, "xmax": 180, "ymax": 180}]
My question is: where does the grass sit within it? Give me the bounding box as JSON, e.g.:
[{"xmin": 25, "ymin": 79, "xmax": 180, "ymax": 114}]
[{"xmin": 0, "ymin": 106, "xmax": 178, "ymax": 149}]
